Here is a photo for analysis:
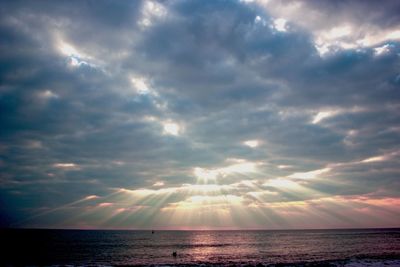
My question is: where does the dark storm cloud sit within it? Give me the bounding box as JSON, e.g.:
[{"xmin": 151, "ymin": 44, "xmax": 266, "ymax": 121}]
[{"xmin": 0, "ymin": 0, "xmax": 399, "ymax": 228}]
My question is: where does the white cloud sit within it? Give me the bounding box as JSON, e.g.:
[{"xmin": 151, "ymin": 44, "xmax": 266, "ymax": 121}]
[
  {"xmin": 273, "ymin": 18, "xmax": 287, "ymax": 32},
  {"xmin": 361, "ymin": 155, "xmax": 386, "ymax": 163},
  {"xmin": 153, "ymin": 181, "xmax": 165, "ymax": 186},
  {"xmin": 263, "ymin": 178, "xmax": 299, "ymax": 189},
  {"xmin": 321, "ymin": 25, "xmax": 352, "ymax": 40},
  {"xmin": 68, "ymin": 56, "xmax": 91, "ymax": 68},
  {"xmin": 162, "ymin": 194, "xmax": 243, "ymax": 211},
  {"xmin": 139, "ymin": 1, "xmax": 167, "ymax": 28},
  {"xmin": 194, "ymin": 167, "xmax": 219, "ymax": 182},
  {"xmin": 287, "ymin": 168, "xmax": 331, "ymax": 179},
  {"xmin": 162, "ymin": 121, "xmax": 181, "ymax": 136},
  {"xmin": 312, "ymin": 107, "xmax": 366, "ymax": 124},
  {"xmin": 54, "ymin": 35, "xmax": 98, "ymax": 69},
  {"xmin": 243, "ymin": 139, "xmax": 260, "ymax": 148},
  {"xmin": 254, "ymin": 15, "xmax": 267, "ymax": 26},
  {"xmin": 84, "ymin": 195, "xmax": 99, "ymax": 200},
  {"xmin": 38, "ymin": 90, "xmax": 58, "ymax": 100},
  {"xmin": 131, "ymin": 76, "xmax": 151, "ymax": 94},
  {"xmin": 374, "ymin": 44, "xmax": 391, "ymax": 56},
  {"xmin": 277, "ymin": 165, "xmax": 292, "ymax": 169},
  {"xmin": 312, "ymin": 110, "xmax": 340, "ymax": 124},
  {"xmin": 58, "ymin": 41, "xmax": 81, "ymax": 57},
  {"xmin": 194, "ymin": 160, "xmax": 259, "ymax": 183},
  {"xmin": 142, "ymin": 116, "xmax": 183, "ymax": 136},
  {"xmin": 255, "ymin": 0, "xmax": 400, "ymax": 55},
  {"xmin": 53, "ymin": 163, "xmax": 80, "ymax": 170}
]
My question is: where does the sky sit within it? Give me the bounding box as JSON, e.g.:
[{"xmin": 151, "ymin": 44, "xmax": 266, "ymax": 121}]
[{"xmin": 0, "ymin": 0, "xmax": 400, "ymax": 230}]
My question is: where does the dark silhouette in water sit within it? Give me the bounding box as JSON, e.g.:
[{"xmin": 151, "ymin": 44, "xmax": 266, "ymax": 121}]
[
  {"xmin": 172, "ymin": 251, "xmax": 177, "ymax": 257},
  {"xmin": 151, "ymin": 230, "xmax": 154, "ymax": 234}
]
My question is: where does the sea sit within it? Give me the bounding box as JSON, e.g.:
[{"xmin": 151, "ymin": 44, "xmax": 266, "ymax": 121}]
[{"xmin": 1, "ymin": 228, "xmax": 400, "ymax": 266}]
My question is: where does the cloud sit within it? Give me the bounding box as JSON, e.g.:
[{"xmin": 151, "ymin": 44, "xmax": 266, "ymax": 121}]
[
  {"xmin": 0, "ymin": 0, "xmax": 399, "ymax": 228},
  {"xmin": 255, "ymin": 0, "xmax": 400, "ymax": 54}
]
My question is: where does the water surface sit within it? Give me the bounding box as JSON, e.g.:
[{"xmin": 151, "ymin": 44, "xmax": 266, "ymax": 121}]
[{"xmin": 2, "ymin": 228, "xmax": 400, "ymax": 266}]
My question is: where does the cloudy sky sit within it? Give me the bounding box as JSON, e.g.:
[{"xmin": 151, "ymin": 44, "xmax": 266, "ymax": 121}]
[{"xmin": 1, "ymin": 0, "xmax": 400, "ymax": 229}]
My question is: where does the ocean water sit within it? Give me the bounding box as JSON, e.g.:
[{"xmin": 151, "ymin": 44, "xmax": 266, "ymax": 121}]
[{"xmin": 1, "ymin": 228, "xmax": 400, "ymax": 266}]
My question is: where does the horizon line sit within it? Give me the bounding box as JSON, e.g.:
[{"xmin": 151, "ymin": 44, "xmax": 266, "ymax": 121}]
[{"xmin": 2, "ymin": 226, "xmax": 400, "ymax": 231}]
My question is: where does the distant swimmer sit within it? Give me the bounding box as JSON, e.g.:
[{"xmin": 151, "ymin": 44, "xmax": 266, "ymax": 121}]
[
  {"xmin": 172, "ymin": 251, "xmax": 177, "ymax": 257},
  {"xmin": 152, "ymin": 230, "xmax": 154, "ymax": 234}
]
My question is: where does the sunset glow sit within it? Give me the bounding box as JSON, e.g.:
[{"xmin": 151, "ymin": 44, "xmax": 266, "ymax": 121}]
[{"xmin": 1, "ymin": 0, "xmax": 399, "ymax": 231}]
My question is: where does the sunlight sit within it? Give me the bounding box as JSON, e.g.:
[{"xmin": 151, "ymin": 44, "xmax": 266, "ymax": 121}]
[
  {"xmin": 361, "ymin": 155, "xmax": 386, "ymax": 163},
  {"xmin": 4, "ymin": 0, "xmax": 400, "ymax": 244},
  {"xmin": 277, "ymin": 165, "xmax": 292, "ymax": 169},
  {"xmin": 131, "ymin": 76, "xmax": 150, "ymax": 94},
  {"xmin": 185, "ymin": 184, "xmax": 231, "ymax": 195},
  {"xmin": 139, "ymin": 1, "xmax": 167, "ymax": 28},
  {"xmin": 84, "ymin": 195, "xmax": 100, "ymax": 200},
  {"xmin": 158, "ymin": 194, "xmax": 247, "ymax": 229},
  {"xmin": 193, "ymin": 160, "xmax": 258, "ymax": 184},
  {"xmin": 194, "ymin": 167, "xmax": 218, "ymax": 183},
  {"xmin": 287, "ymin": 168, "xmax": 331, "ymax": 179},
  {"xmin": 324, "ymin": 25, "xmax": 352, "ymax": 39},
  {"xmin": 58, "ymin": 41, "xmax": 80, "ymax": 57},
  {"xmin": 273, "ymin": 18, "xmax": 287, "ymax": 32},
  {"xmin": 243, "ymin": 139, "xmax": 260, "ymax": 148},
  {"xmin": 53, "ymin": 163, "xmax": 80, "ymax": 170},
  {"xmin": 38, "ymin": 90, "xmax": 58, "ymax": 100},
  {"xmin": 162, "ymin": 121, "xmax": 181, "ymax": 136},
  {"xmin": 374, "ymin": 44, "xmax": 391, "ymax": 56},
  {"xmin": 264, "ymin": 178, "xmax": 299, "ymax": 189},
  {"xmin": 54, "ymin": 35, "xmax": 97, "ymax": 69},
  {"xmin": 152, "ymin": 181, "xmax": 164, "ymax": 187},
  {"xmin": 312, "ymin": 110, "xmax": 340, "ymax": 124},
  {"xmin": 165, "ymin": 195, "xmax": 243, "ymax": 210},
  {"xmin": 223, "ymin": 162, "xmax": 257, "ymax": 174},
  {"xmin": 142, "ymin": 116, "xmax": 184, "ymax": 136}
]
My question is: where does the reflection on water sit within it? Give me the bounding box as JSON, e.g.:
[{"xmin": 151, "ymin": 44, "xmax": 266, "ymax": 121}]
[
  {"xmin": 188, "ymin": 231, "xmax": 222, "ymax": 262},
  {"xmin": 1, "ymin": 229, "xmax": 400, "ymax": 265}
]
